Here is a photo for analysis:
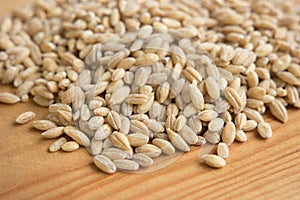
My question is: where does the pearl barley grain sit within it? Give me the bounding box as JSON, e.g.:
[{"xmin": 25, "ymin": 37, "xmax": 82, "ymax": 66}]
[{"xmin": 16, "ymin": 111, "xmax": 36, "ymax": 124}]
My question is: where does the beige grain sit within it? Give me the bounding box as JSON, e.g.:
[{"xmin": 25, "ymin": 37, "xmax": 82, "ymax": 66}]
[
  {"xmin": 269, "ymin": 100, "xmax": 288, "ymax": 123},
  {"xmin": 202, "ymin": 154, "xmax": 226, "ymax": 168},
  {"xmin": 224, "ymin": 87, "xmax": 243, "ymax": 110},
  {"xmin": 132, "ymin": 153, "xmax": 154, "ymax": 168},
  {"xmin": 32, "ymin": 120, "xmax": 57, "ymax": 131},
  {"xmin": 217, "ymin": 143, "xmax": 229, "ymax": 159},
  {"xmin": 101, "ymin": 148, "xmax": 129, "ymax": 160},
  {"xmin": 152, "ymin": 138, "xmax": 176, "ymax": 155},
  {"xmin": 90, "ymin": 138, "xmax": 103, "ymax": 156},
  {"xmin": 204, "ymin": 132, "xmax": 220, "ymax": 144},
  {"xmin": 61, "ymin": 141, "xmax": 80, "ymax": 152},
  {"xmin": 167, "ymin": 128, "xmax": 190, "ymax": 152},
  {"xmin": 221, "ymin": 122, "xmax": 236, "ymax": 146},
  {"xmin": 109, "ymin": 131, "xmax": 132, "ymax": 152},
  {"xmin": 208, "ymin": 118, "xmax": 224, "ymax": 133},
  {"xmin": 49, "ymin": 137, "xmax": 67, "ymax": 152},
  {"xmin": 0, "ymin": 92, "xmax": 20, "ymax": 104},
  {"xmin": 127, "ymin": 133, "xmax": 149, "ymax": 147},
  {"xmin": 41, "ymin": 127, "xmax": 65, "ymax": 139},
  {"xmin": 107, "ymin": 111, "xmax": 122, "ymax": 130},
  {"xmin": 205, "ymin": 77, "xmax": 220, "ymax": 99},
  {"xmin": 242, "ymin": 120, "xmax": 258, "ymax": 132},
  {"xmin": 235, "ymin": 130, "xmax": 247, "ymax": 142},
  {"xmin": 257, "ymin": 122, "xmax": 272, "ymax": 139},
  {"xmin": 94, "ymin": 155, "xmax": 117, "ymax": 174},
  {"xmin": 16, "ymin": 111, "xmax": 36, "ymax": 124},
  {"xmin": 178, "ymin": 125, "xmax": 198, "ymax": 145},
  {"xmin": 113, "ymin": 159, "xmax": 139, "ymax": 171},
  {"xmin": 64, "ymin": 128, "xmax": 91, "ymax": 147},
  {"xmin": 243, "ymin": 107, "xmax": 264, "ymax": 123},
  {"xmin": 199, "ymin": 110, "xmax": 218, "ymax": 122},
  {"xmin": 135, "ymin": 144, "xmax": 162, "ymax": 158}
]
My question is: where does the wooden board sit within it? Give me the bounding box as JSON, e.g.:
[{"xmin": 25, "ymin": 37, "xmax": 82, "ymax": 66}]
[{"xmin": 0, "ymin": 1, "xmax": 300, "ymax": 199}]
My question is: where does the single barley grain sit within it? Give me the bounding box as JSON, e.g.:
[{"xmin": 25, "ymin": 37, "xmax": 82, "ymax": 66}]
[
  {"xmin": 167, "ymin": 128, "xmax": 190, "ymax": 152},
  {"xmin": 242, "ymin": 120, "xmax": 258, "ymax": 132},
  {"xmin": 32, "ymin": 120, "xmax": 57, "ymax": 131},
  {"xmin": 152, "ymin": 138, "xmax": 176, "ymax": 155},
  {"xmin": 132, "ymin": 153, "xmax": 154, "ymax": 168},
  {"xmin": 135, "ymin": 144, "xmax": 162, "ymax": 158},
  {"xmin": 202, "ymin": 154, "xmax": 226, "ymax": 168},
  {"xmin": 235, "ymin": 130, "xmax": 248, "ymax": 142},
  {"xmin": 49, "ymin": 137, "xmax": 67, "ymax": 153},
  {"xmin": 113, "ymin": 159, "xmax": 139, "ymax": 171},
  {"xmin": 127, "ymin": 133, "xmax": 149, "ymax": 147},
  {"xmin": 16, "ymin": 111, "xmax": 36, "ymax": 124},
  {"xmin": 0, "ymin": 92, "xmax": 20, "ymax": 104},
  {"xmin": 94, "ymin": 155, "xmax": 117, "ymax": 174},
  {"xmin": 221, "ymin": 122, "xmax": 236, "ymax": 146},
  {"xmin": 64, "ymin": 129, "xmax": 91, "ymax": 147},
  {"xmin": 62, "ymin": 141, "xmax": 80, "ymax": 152},
  {"xmin": 109, "ymin": 131, "xmax": 132, "ymax": 152},
  {"xmin": 257, "ymin": 122, "xmax": 272, "ymax": 139},
  {"xmin": 41, "ymin": 127, "xmax": 65, "ymax": 139},
  {"xmin": 101, "ymin": 148, "xmax": 129, "ymax": 160},
  {"xmin": 217, "ymin": 143, "xmax": 229, "ymax": 159}
]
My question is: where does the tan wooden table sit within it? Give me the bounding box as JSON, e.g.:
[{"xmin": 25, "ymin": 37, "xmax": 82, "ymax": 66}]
[{"xmin": 0, "ymin": 1, "xmax": 300, "ymax": 199}]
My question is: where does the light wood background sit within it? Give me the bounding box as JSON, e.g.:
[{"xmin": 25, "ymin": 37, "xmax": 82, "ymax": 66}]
[{"xmin": 0, "ymin": 1, "xmax": 300, "ymax": 199}]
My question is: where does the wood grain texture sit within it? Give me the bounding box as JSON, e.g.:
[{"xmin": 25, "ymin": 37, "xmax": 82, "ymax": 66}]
[{"xmin": 0, "ymin": 1, "xmax": 300, "ymax": 200}]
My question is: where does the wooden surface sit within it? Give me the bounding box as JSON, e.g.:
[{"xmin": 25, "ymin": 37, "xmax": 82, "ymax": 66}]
[{"xmin": 0, "ymin": 1, "xmax": 300, "ymax": 200}]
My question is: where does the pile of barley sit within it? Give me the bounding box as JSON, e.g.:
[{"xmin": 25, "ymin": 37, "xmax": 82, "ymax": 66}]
[{"xmin": 0, "ymin": 0, "xmax": 300, "ymax": 172}]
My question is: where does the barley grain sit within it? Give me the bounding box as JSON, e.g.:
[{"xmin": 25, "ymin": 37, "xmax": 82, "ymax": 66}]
[
  {"xmin": 242, "ymin": 120, "xmax": 258, "ymax": 132},
  {"xmin": 217, "ymin": 143, "xmax": 229, "ymax": 159},
  {"xmin": 152, "ymin": 138, "xmax": 176, "ymax": 155},
  {"xmin": 49, "ymin": 137, "xmax": 67, "ymax": 152},
  {"xmin": 114, "ymin": 159, "xmax": 139, "ymax": 171},
  {"xmin": 90, "ymin": 138, "xmax": 103, "ymax": 156},
  {"xmin": 135, "ymin": 144, "xmax": 162, "ymax": 158},
  {"xmin": 0, "ymin": 92, "xmax": 20, "ymax": 104},
  {"xmin": 167, "ymin": 128, "xmax": 190, "ymax": 152},
  {"xmin": 32, "ymin": 120, "xmax": 57, "ymax": 130},
  {"xmin": 202, "ymin": 154, "xmax": 226, "ymax": 168},
  {"xmin": 41, "ymin": 127, "xmax": 64, "ymax": 139},
  {"xmin": 204, "ymin": 131, "xmax": 221, "ymax": 144},
  {"xmin": 208, "ymin": 118, "xmax": 224, "ymax": 133},
  {"xmin": 109, "ymin": 131, "xmax": 132, "ymax": 151},
  {"xmin": 64, "ymin": 128, "xmax": 91, "ymax": 147},
  {"xmin": 16, "ymin": 111, "xmax": 36, "ymax": 124},
  {"xmin": 127, "ymin": 133, "xmax": 149, "ymax": 147},
  {"xmin": 94, "ymin": 155, "xmax": 116, "ymax": 174},
  {"xmin": 257, "ymin": 122, "xmax": 272, "ymax": 139},
  {"xmin": 235, "ymin": 130, "xmax": 247, "ymax": 142},
  {"xmin": 221, "ymin": 122, "xmax": 236, "ymax": 146},
  {"xmin": 62, "ymin": 141, "xmax": 80, "ymax": 152},
  {"xmin": 178, "ymin": 125, "xmax": 198, "ymax": 145},
  {"xmin": 132, "ymin": 153, "xmax": 154, "ymax": 167},
  {"xmin": 101, "ymin": 147, "xmax": 129, "ymax": 161},
  {"xmin": 269, "ymin": 100, "xmax": 288, "ymax": 123}
]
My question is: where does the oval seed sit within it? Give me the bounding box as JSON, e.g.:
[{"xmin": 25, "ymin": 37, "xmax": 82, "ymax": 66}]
[
  {"xmin": 217, "ymin": 143, "xmax": 229, "ymax": 159},
  {"xmin": 113, "ymin": 159, "xmax": 139, "ymax": 171},
  {"xmin": 16, "ymin": 111, "xmax": 36, "ymax": 124},
  {"xmin": 62, "ymin": 141, "xmax": 80, "ymax": 152},
  {"xmin": 202, "ymin": 154, "xmax": 226, "ymax": 168},
  {"xmin": 257, "ymin": 122, "xmax": 272, "ymax": 139},
  {"xmin": 132, "ymin": 153, "xmax": 154, "ymax": 167},
  {"xmin": 49, "ymin": 137, "xmax": 67, "ymax": 152},
  {"xmin": 94, "ymin": 155, "xmax": 116, "ymax": 174}
]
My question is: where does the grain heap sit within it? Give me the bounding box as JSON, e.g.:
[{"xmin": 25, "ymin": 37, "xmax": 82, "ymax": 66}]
[{"xmin": 0, "ymin": 0, "xmax": 300, "ymax": 172}]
